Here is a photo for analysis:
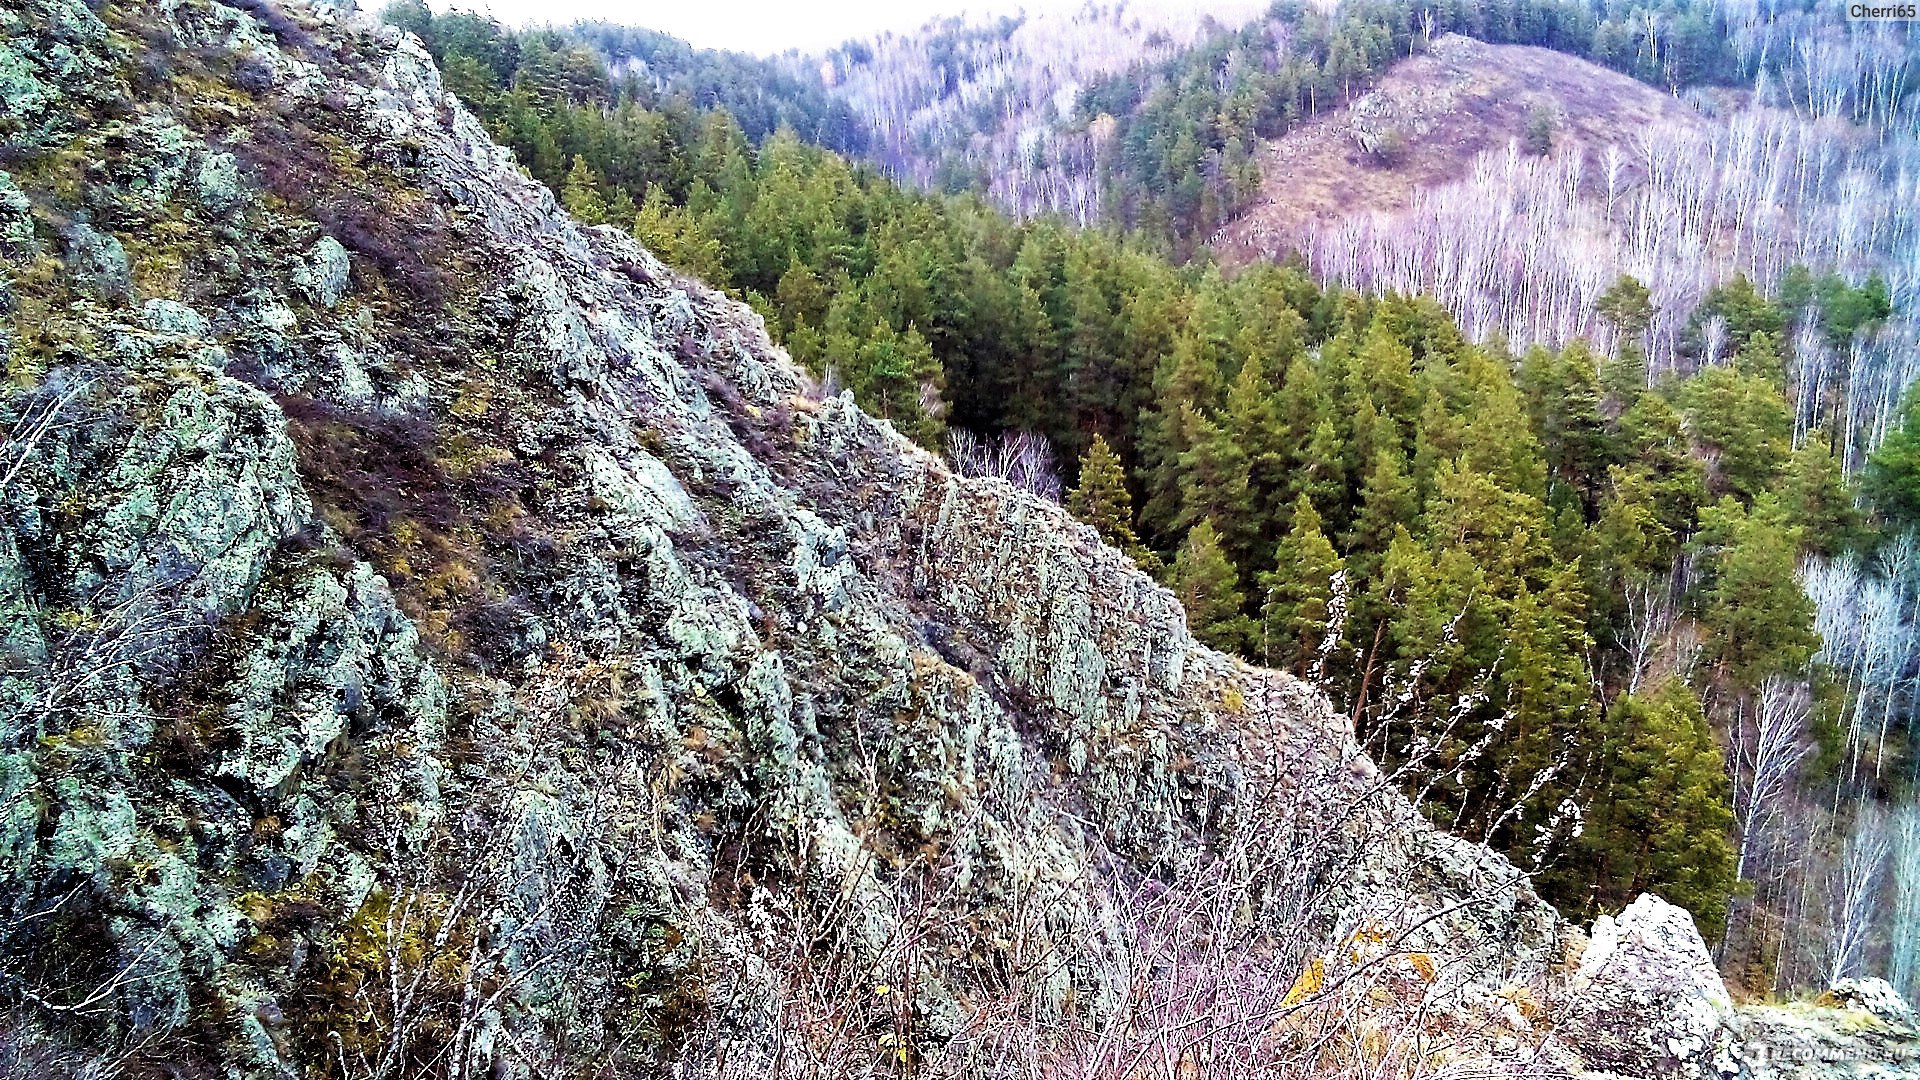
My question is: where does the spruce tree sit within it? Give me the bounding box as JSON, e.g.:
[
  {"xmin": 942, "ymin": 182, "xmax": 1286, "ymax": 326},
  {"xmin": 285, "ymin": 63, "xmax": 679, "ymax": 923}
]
[
  {"xmin": 1569, "ymin": 683, "xmax": 1737, "ymax": 939},
  {"xmin": 561, "ymin": 156, "xmax": 610, "ymax": 225},
  {"xmin": 1067, "ymin": 435, "xmax": 1141, "ymax": 553},
  {"xmin": 1170, "ymin": 520, "xmax": 1254, "ymax": 654},
  {"xmin": 1692, "ymin": 496, "xmax": 1819, "ymax": 686},
  {"xmin": 1260, "ymin": 496, "xmax": 1346, "ymax": 673},
  {"xmin": 1775, "ymin": 434, "xmax": 1862, "ymax": 555}
]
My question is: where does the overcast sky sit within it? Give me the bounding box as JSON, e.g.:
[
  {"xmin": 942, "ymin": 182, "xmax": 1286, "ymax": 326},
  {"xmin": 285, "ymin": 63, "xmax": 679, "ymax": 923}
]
[{"xmin": 428, "ymin": 0, "xmax": 1070, "ymax": 56}]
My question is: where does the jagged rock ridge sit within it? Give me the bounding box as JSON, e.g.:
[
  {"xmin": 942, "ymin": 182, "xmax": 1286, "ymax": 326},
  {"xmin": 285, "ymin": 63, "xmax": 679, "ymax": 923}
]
[{"xmin": 0, "ymin": 0, "xmax": 1914, "ymax": 1076}]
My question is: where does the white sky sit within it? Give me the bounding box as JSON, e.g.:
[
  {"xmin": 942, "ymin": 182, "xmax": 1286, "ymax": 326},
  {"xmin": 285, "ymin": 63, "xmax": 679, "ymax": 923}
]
[{"xmin": 428, "ymin": 0, "xmax": 1078, "ymax": 56}]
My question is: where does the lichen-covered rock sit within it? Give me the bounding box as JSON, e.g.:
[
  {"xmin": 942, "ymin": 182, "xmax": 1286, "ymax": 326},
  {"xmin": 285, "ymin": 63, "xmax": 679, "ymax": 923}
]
[
  {"xmin": 1561, "ymin": 893, "xmax": 1736, "ymax": 1078},
  {"xmin": 0, "ymin": 2, "xmax": 1911, "ymax": 1078},
  {"xmin": 23, "ymin": 359, "xmax": 310, "ymax": 622},
  {"xmin": 0, "ymin": 170, "xmax": 34, "ymax": 260},
  {"xmin": 219, "ymin": 560, "xmax": 447, "ymax": 802},
  {"xmin": 1734, "ymin": 988, "xmax": 1920, "ymax": 1080},
  {"xmin": 0, "ymin": 0, "xmax": 124, "ymax": 154},
  {"xmin": 194, "ymin": 150, "xmax": 244, "ymax": 215},
  {"xmin": 1826, "ymin": 978, "xmax": 1920, "ymax": 1031},
  {"xmin": 291, "ymin": 235, "xmax": 351, "ymax": 308},
  {"xmin": 94, "ymin": 113, "xmax": 197, "ymax": 221},
  {"xmin": 141, "ymin": 297, "xmax": 212, "ymax": 338},
  {"xmin": 62, "ymin": 218, "xmax": 131, "ymax": 302}
]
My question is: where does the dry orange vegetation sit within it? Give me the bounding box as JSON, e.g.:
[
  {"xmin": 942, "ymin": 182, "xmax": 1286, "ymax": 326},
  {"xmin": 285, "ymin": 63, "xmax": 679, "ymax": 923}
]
[{"xmin": 1214, "ymin": 34, "xmax": 1709, "ymax": 266}]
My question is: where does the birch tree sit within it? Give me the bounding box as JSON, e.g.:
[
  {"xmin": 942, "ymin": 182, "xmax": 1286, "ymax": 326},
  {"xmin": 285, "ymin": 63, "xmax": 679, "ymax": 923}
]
[
  {"xmin": 1891, "ymin": 803, "xmax": 1920, "ymax": 1002},
  {"xmin": 1822, "ymin": 805, "xmax": 1891, "ymax": 986}
]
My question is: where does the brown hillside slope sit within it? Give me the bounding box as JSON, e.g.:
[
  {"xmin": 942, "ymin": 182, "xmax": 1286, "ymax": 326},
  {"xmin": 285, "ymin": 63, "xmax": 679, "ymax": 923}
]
[{"xmin": 1214, "ymin": 33, "xmax": 1709, "ymax": 266}]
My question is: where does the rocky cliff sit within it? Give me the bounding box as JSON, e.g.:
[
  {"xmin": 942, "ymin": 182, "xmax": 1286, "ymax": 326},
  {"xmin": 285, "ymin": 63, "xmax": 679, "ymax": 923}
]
[{"xmin": 0, "ymin": 1, "xmax": 1915, "ymax": 1077}]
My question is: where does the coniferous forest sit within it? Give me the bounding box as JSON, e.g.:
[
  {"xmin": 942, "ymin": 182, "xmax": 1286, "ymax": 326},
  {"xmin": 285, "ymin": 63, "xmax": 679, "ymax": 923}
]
[{"xmin": 382, "ymin": 0, "xmax": 1918, "ymax": 1002}]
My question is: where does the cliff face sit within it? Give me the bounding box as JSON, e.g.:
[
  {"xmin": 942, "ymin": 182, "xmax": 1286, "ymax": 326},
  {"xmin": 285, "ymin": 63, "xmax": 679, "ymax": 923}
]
[{"xmin": 0, "ymin": 1, "xmax": 1913, "ymax": 1077}]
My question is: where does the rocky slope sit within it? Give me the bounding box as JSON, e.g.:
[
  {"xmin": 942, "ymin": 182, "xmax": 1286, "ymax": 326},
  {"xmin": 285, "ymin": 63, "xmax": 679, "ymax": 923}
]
[{"xmin": 0, "ymin": 1, "xmax": 1914, "ymax": 1077}]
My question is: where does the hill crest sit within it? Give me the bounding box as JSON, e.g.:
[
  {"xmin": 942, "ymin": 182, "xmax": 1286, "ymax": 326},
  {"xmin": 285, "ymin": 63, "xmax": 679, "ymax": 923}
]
[{"xmin": 1215, "ymin": 33, "xmax": 1711, "ymax": 264}]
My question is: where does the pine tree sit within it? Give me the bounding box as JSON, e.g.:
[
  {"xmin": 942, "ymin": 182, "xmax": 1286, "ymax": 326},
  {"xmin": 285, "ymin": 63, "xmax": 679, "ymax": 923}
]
[
  {"xmin": 1775, "ymin": 434, "xmax": 1861, "ymax": 555},
  {"xmin": 1595, "ymin": 275, "xmax": 1655, "ymax": 342},
  {"xmin": 1345, "ymin": 396, "xmax": 1398, "ymax": 499},
  {"xmin": 1170, "ymin": 519, "xmax": 1254, "ymax": 654},
  {"xmin": 561, "ymin": 156, "xmax": 610, "ymax": 225},
  {"xmin": 853, "ymin": 321, "xmax": 945, "ymax": 447},
  {"xmin": 1733, "ymin": 329, "xmax": 1787, "ymax": 385},
  {"xmin": 1584, "ymin": 467, "xmax": 1677, "ymax": 640},
  {"xmin": 1275, "ymin": 351, "xmax": 1330, "ymax": 451},
  {"xmin": 1225, "ymin": 354, "xmax": 1290, "ymax": 544},
  {"xmin": 1524, "ymin": 103, "xmax": 1555, "ymax": 156},
  {"xmin": 1067, "ymin": 435, "xmax": 1141, "ymax": 553},
  {"xmin": 1410, "ymin": 382, "xmax": 1460, "ymax": 494},
  {"xmin": 1344, "ymin": 444, "xmax": 1417, "ymax": 575},
  {"xmin": 1138, "ymin": 336, "xmax": 1227, "ymax": 542},
  {"xmin": 1692, "ymin": 496, "xmax": 1819, "ymax": 686},
  {"xmin": 1300, "ymin": 414, "xmax": 1349, "ymax": 529},
  {"xmin": 1568, "ymin": 682, "xmax": 1737, "ymax": 939},
  {"xmin": 1260, "ymin": 495, "xmax": 1346, "ymax": 673},
  {"xmin": 1173, "ymin": 405, "xmax": 1257, "ymax": 568},
  {"xmin": 1497, "ymin": 572, "xmax": 1595, "ymax": 826},
  {"xmin": 1681, "ymin": 368, "xmax": 1791, "ymax": 502},
  {"xmin": 1867, "ymin": 386, "xmax": 1920, "ymax": 529},
  {"xmin": 1693, "ymin": 273, "xmax": 1788, "ymax": 360},
  {"xmin": 1348, "ymin": 321, "xmax": 1421, "ymax": 436},
  {"xmin": 633, "ymin": 185, "xmax": 730, "ymax": 287},
  {"xmin": 1599, "ymin": 346, "xmax": 1648, "ymax": 416},
  {"xmin": 1619, "ymin": 392, "xmax": 1707, "ymax": 536},
  {"xmin": 1526, "ymin": 341, "xmax": 1617, "ymax": 512},
  {"xmin": 774, "ymin": 257, "xmax": 829, "ymax": 338},
  {"xmin": 606, "ymin": 186, "xmax": 637, "ymax": 226},
  {"xmin": 1453, "ymin": 349, "xmax": 1548, "ymax": 498}
]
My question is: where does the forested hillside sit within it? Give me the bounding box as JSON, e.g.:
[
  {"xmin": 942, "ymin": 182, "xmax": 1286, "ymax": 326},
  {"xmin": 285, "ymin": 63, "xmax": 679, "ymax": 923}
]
[
  {"xmin": 1231, "ymin": 14, "xmax": 1919, "ymax": 449},
  {"xmin": 792, "ymin": 0, "xmax": 1268, "ymax": 235},
  {"xmin": 801, "ymin": 0, "xmax": 1759, "ymax": 256},
  {"xmin": 381, "ymin": 0, "xmax": 1920, "ymax": 1005},
  {"xmin": 1191, "ymin": 7, "xmax": 1920, "ymax": 1004}
]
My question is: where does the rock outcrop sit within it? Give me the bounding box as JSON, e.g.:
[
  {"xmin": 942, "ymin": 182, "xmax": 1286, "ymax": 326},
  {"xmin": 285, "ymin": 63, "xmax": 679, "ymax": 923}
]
[
  {"xmin": 1561, "ymin": 894, "xmax": 1739, "ymax": 1078},
  {"xmin": 0, "ymin": 0, "xmax": 1913, "ymax": 1077}
]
